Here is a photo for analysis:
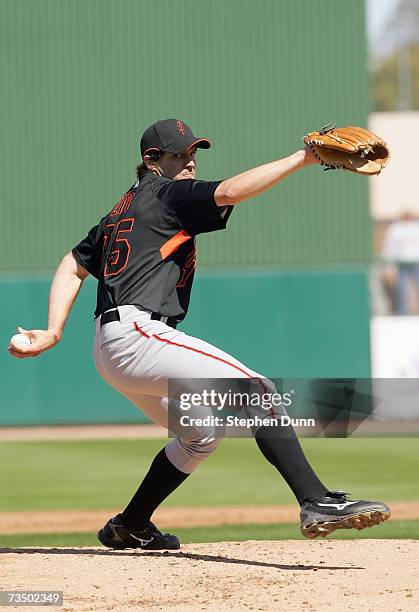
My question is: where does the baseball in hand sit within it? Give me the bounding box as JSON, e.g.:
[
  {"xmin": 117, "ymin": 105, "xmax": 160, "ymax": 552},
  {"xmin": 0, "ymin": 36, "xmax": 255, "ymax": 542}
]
[{"xmin": 10, "ymin": 333, "xmax": 31, "ymax": 348}]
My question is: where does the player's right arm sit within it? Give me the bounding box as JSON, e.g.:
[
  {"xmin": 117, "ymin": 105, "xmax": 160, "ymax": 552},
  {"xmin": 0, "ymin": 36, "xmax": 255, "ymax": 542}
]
[
  {"xmin": 9, "ymin": 219, "xmax": 103, "ymax": 359},
  {"xmin": 8, "ymin": 252, "xmax": 90, "ymax": 359}
]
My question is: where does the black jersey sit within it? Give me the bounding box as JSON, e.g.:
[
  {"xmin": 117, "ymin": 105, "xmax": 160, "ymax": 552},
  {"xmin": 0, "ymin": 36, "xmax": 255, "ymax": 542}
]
[{"xmin": 72, "ymin": 173, "xmax": 233, "ymax": 319}]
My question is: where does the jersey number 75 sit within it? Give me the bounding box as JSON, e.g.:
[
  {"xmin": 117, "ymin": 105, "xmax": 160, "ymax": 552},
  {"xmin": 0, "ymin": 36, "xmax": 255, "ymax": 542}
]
[{"xmin": 103, "ymin": 218, "xmax": 134, "ymax": 277}]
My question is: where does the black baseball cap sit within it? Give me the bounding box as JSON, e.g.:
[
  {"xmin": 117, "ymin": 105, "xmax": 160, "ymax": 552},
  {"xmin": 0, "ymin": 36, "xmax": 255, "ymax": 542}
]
[{"xmin": 140, "ymin": 118, "xmax": 211, "ymax": 157}]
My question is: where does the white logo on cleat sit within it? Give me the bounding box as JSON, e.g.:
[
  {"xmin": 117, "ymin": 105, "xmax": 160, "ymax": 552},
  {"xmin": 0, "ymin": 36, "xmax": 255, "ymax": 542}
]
[
  {"xmin": 129, "ymin": 533, "xmax": 154, "ymax": 546},
  {"xmin": 317, "ymin": 501, "xmax": 358, "ymax": 510}
]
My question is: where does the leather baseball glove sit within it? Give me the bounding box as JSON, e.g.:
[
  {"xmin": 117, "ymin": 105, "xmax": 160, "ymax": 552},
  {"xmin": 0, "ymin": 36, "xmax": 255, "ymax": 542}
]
[{"xmin": 303, "ymin": 123, "xmax": 390, "ymax": 175}]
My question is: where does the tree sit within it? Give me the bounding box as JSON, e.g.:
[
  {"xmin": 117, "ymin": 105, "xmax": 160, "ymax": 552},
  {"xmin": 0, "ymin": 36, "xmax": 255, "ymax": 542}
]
[
  {"xmin": 370, "ymin": 0, "xmax": 419, "ymax": 111},
  {"xmin": 372, "ymin": 44, "xmax": 419, "ymax": 111}
]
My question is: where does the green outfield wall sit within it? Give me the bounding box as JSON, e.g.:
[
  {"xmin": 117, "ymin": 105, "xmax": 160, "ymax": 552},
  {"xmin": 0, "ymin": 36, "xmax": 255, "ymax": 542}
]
[
  {"xmin": 1, "ymin": 0, "xmax": 370, "ymax": 270},
  {"xmin": 1, "ymin": 270, "xmax": 370, "ymax": 426},
  {"xmin": 1, "ymin": 1, "xmax": 372, "ymax": 426}
]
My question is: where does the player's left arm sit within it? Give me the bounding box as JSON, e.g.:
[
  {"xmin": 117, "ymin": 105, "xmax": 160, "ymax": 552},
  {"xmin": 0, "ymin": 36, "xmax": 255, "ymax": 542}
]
[
  {"xmin": 214, "ymin": 146, "xmax": 318, "ymax": 206},
  {"xmin": 8, "ymin": 252, "xmax": 90, "ymax": 359}
]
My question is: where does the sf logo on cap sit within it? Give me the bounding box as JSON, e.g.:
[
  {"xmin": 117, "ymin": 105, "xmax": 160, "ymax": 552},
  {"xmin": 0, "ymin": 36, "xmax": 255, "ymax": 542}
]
[{"xmin": 176, "ymin": 120, "xmax": 185, "ymax": 135}]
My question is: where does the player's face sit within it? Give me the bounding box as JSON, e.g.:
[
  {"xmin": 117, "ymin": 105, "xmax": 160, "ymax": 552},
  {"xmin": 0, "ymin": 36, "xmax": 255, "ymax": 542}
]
[{"xmin": 159, "ymin": 147, "xmax": 197, "ymax": 180}]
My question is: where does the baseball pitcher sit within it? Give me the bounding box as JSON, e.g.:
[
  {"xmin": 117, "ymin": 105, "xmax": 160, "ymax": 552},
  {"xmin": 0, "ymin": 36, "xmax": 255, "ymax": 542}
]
[{"xmin": 9, "ymin": 119, "xmax": 390, "ymax": 549}]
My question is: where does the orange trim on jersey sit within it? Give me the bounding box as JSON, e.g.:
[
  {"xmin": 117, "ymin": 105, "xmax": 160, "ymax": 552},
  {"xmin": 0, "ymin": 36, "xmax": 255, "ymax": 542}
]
[
  {"xmin": 176, "ymin": 247, "xmax": 196, "ymax": 288},
  {"xmin": 110, "ymin": 191, "xmax": 135, "ymax": 216},
  {"xmin": 160, "ymin": 230, "xmax": 192, "ymax": 260}
]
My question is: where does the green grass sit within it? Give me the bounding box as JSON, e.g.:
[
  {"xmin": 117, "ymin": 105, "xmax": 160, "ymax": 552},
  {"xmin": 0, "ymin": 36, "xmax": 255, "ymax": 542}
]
[
  {"xmin": 0, "ymin": 437, "xmax": 418, "ymax": 511},
  {"xmin": 1, "ymin": 520, "xmax": 418, "ymax": 548}
]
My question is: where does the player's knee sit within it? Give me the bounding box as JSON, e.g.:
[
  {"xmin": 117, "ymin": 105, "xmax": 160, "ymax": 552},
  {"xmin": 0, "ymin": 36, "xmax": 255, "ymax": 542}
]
[
  {"xmin": 165, "ymin": 435, "xmax": 222, "ymax": 473},
  {"xmin": 261, "ymin": 377, "xmax": 277, "ymax": 395},
  {"xmin": 183, "ymin": 435, "xmax": 221, "ymax": 458}
]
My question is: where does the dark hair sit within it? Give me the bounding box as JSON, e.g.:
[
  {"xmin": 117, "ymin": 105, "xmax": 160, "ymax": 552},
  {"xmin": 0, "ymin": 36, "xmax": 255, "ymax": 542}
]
[
  {"xmin": 136, "ymin": 151, "xmax": 162, "ymax": 179},
  {"xmin": 136, "ymin": 162, "xmax": 149, "ymax": 179}
]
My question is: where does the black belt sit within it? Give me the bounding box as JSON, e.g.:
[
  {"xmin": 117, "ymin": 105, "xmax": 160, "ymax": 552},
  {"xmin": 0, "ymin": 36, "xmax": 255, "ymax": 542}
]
[
  {"xmin": 150, "ymin": 312, "xmax": 179, "ymax": 329},
  {"xmin": 100, "ymin": 308, "xmax": 178, "ymax": 329}
]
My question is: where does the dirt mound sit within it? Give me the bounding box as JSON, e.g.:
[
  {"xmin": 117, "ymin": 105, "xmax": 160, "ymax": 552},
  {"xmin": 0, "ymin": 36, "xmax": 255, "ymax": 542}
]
[{"xmin": 2, "ymin": 540, "xmax": 418, "ymax": 611}]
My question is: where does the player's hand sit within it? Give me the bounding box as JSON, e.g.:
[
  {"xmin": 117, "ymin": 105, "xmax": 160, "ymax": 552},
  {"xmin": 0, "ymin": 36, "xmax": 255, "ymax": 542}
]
[
  {"xmin": 8, "ymin": 326, "xmax": 60, "ymax": 359},
  {"xmin": 302, "ymin": 145, "xmax": 320, "ymax": 166}
]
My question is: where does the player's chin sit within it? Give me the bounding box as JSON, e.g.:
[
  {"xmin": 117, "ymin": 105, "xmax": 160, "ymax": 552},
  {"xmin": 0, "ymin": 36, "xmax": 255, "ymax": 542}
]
[{"xmin": 177, "ymin": 172, "xmax": 195, "ymax": 180}]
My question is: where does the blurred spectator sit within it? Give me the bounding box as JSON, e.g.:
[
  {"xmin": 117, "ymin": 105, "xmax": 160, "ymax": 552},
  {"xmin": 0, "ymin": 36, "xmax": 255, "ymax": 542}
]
[{"xmin": 382, "ymin": 212, "xmax": 419, "ymax": 315}]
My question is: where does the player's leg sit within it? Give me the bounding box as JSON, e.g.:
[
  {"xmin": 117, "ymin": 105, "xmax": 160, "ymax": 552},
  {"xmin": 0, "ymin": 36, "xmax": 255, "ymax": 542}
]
[
  {"xmin": 97, "ymin": 436, "xmax": 185, "ymax": 550},
  {"xmin": 95, "ymin": 309, "xmax": 390, "ymax": 541},
  {"xmin": 125, "ymin": 325, "xmax": 330, "ymax": 503},
  {"xmin": 106, "ymin": 392, "xmax": 222, "ymax": 528},
  {"xmin": 97, "ymin": 318, "xmax": 329, "ymax": 505},
  {"xmin": 94, "ymin": 376, "xmax": 222, "ymax": 549},
  {"xmin": 253, "ymin": 422, "xmax": 328, "ymax": 505},
  {"xmin": 130, "ymin": 329, "xmax": 391, "ymax": 539},
  {"xmin": 96, "ymin": 314, "xmax": 328, "ymax": 502},
  {"xmin": 395, "ymin": 265, "xmax": 409, "ymax": 314}
]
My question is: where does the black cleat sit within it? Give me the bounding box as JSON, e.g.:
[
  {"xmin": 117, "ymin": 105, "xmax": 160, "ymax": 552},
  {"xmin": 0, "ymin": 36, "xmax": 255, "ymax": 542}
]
[
  {"xmin": 300, "ymin": 490, "xmax": 391, "ymax": 539},
  {"xmin": 97, "ymin": 514, "xmax": 180, "ymax": 550}
]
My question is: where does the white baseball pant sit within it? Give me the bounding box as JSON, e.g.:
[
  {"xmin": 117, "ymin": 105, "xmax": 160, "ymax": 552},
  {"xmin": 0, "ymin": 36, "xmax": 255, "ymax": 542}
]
[{"xmin": 94, "ymin": 305, "xmax": 278, "ymax": 473}]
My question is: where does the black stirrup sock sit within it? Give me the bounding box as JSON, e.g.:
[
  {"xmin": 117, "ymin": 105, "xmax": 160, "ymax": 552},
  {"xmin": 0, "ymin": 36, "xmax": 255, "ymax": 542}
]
[
  {"xmin": 120, "ymin": 448, "xmax": 190, "ymax": 529},
  {"xmin": 255, "ymin": 425, "xmax": 328, "ymax": 505}
]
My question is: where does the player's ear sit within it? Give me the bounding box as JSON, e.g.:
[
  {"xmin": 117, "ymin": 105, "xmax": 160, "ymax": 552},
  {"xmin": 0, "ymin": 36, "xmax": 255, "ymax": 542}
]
[{"xmin": 143, "ymin": 151, "xmax": 162, "ymax": 171}]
